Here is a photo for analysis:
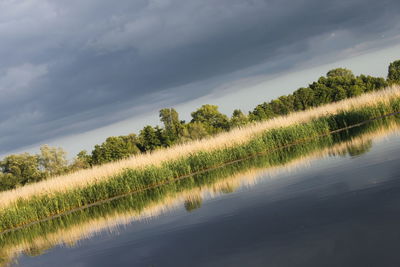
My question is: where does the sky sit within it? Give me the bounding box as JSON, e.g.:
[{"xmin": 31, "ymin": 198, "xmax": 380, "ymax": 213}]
[{"xmin": 1, "ymin": 0, "xmax": 400, "ymax": 158}]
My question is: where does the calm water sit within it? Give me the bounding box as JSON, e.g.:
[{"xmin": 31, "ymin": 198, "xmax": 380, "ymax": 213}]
[{"xmin": 7, "ymin": 124, "xmax": 400, "ymax": 267}]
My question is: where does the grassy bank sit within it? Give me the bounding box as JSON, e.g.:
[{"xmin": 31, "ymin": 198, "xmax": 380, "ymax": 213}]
[
  {"xmin": 1, "ymin": 118, "xmax": 399, "ymax": 266},
  {"xmin": 0, "ymin": 87, "xmax": 399, "ymax": 232}
]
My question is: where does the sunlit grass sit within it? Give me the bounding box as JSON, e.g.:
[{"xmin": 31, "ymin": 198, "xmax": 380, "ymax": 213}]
[
  {"xmin": 0, "ymin": 85, "xmax": 399, "ymax": 233},
  {"xmin": 0, "ymin": 85, "xmax": 399, "ymax": 208},
  {"xmin": 1, "ymin": 120, "xmax": 399, "ymax": 266}
]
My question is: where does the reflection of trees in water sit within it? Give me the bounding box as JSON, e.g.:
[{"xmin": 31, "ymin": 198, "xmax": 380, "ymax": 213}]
[
  {"xmin": 328, "ymin": 139, "xmax": 373, "ymax": 158},
  {"xmin": 184, "ymin": 195, "xmax": 203, "ymax": 212},
  {"xmin": 24, "ymin": 243, "xmax": 53, "ymax": 257},
  {"xmin": 217, "ymin": 183, "xmax": 236, "ymax": 194},
  {"xmin": 347, "ymin": 140, "xmax": 373, "ymax": 157}
]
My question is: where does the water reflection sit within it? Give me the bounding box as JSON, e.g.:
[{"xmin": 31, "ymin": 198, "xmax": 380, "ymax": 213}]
[{"xmin": 2, "ymin": 117, "xmax": 400, "ymax": 266}]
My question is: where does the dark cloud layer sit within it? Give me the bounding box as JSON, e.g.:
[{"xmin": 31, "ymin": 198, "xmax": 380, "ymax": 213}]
[{"xmin": 1, "ymin": 0, "xmax": 400, "ymax": 154}]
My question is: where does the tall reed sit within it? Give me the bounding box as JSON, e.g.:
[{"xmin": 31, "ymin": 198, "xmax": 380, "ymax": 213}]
[
  {"xmin": 0, "ymin": 86, "xmax": 399, "ymax": 208},
  {"xmin": 0, "ymin": 91, "xmax": 399, "ymax": 232},
  {"xmin": 1, "ymin": 118, "xmax": 399, "ymax": 267}
]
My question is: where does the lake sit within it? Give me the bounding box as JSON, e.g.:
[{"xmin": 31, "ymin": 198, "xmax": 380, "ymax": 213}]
[{"xmin": 4, "ymin": 119, "xmax": 400, "ymax": 267}]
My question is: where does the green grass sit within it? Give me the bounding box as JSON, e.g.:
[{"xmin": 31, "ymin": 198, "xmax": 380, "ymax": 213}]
[
  {"xmin": 0, "ymin": 98, "xmax": 399, "ymax": 233},
  {"xmin": 0, "ymin": 113, "xmax": 398, "ymax": 266}
]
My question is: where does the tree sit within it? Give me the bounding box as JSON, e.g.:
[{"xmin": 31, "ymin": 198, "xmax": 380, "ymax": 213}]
[
  {"xmin": 91, "ymin": 134, "xmax": 140, "ymax": 164},
  {"xmin": 154, "ymin": 125, "xmax": 171, "ymax": 147},
  {"xmin": 312, "ymin": 83, "xmax": 332, "ymax": 105},
  {"xmin": 269, "ymin": 99, "xmax": 285, "ymax": 115},
  {"xmin": 359, "ymin": 75, "xmax": 388, "ymax": 92},
  {"xmin": 138, "ymin": 126, "xmax": 162, "ymax": 152},
  {"xmin": 39, "ymin": 145, "xmax": 69, "ymax": 176},
  {"xmin": 0, "ymin": 153, "xmax": 45, "ymax": 186},
  {"xmin": 388, "ymin": 60, "xmax": 400, "ymax": 84},
  {"xmin": 181, "ymin": 122, "xmax": 209, "ymax": 141},
  {"xmin": 293, "ymin": 87, "xmax": 315, "ymax": 110},
  {"xmin": 331, "ymin": 86, "xmax": 347, "ymax": 101},
  {"xmin": 248, "ymin": 102, "xmax": 275, "ymax": 121},
  {"xmin": 273, "ymin": 95, "xmax": 295, "ymax": 115},
  {"xmin": 0, "ymin": 172, "xmax": 19, "ymax": 191},
  {"xmin": 159, "ymin": 108, "xmax": 183, "ymax": 142},
  {"xmin": 191, "ymin": 104, "xmax": 230, "ymax": 133},
  {"xmin": 248, "ymin": 106, "xmax": 265, "ymax": 121},
  {"xmin": 327, "ymin": 68, "xmax": 355, "ymax": 79},
  {"xmin": 71, "ymin": 150, "xmax": 92, "ymax": 170},
  {"xmin": 346, "ymin": 84, "xmax": 363, "ymax": 98},
  {"xmin": 230, "ymin": 109, "xmax": 248, "ymax": 128}
]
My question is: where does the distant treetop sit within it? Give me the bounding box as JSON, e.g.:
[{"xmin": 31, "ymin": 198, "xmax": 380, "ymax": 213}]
[{"xmin": 326, "ymin": 68, "xmax": 354, "ymax": 79}]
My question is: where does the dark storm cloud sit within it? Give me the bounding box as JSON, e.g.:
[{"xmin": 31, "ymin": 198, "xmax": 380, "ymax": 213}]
[{"xmin": 1, "ymin": 0, "xmax": 400, "ymax": 154}]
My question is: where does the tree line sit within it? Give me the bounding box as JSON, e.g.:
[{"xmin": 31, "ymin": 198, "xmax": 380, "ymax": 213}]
[{"xmin": 1, "ymin": 60, "xmax": 399, "ymax": 191}]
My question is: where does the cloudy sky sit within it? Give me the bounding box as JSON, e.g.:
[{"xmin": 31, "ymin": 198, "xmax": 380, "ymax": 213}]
[{"xmin": 1, "ymin": 0, "xmax": 400, "ymax": 157}]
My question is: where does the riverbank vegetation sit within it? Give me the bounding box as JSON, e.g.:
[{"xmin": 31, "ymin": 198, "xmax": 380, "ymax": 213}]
[
  {"xmin": 0, "ymin": 118, "xmax": 399, "ymax": 266},
  {"xmin": 0, "ymin": 86, "xmax": 399, "ymax": 232},
  {"xmin": 1, "ymin": 60, "xmax": 399, "ymax": 192}
]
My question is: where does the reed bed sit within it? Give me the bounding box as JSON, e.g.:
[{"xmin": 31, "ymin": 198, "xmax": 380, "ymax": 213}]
[
  {"xmin": 1, "ymin": 120, "xmax": 399, "ymax": 266},
  {"xmin": 0, "ymin": 86, "xmax": 399, "ymax": 232},
  {"xmin": 1, "ymin": 86, "xmax": 400, "ymax": 207}
]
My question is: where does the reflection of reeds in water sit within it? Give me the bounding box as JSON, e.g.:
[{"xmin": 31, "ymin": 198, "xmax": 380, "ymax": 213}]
[
  {"xmin": 1, "ymin": 120, "xmax": 399, "ymax": 266},
  {"xmin": 0, "ymin": 86, "xmax": 400, "ymax": 208},
  {"xmin": 0, "ymin": 196, "xmax": 181, "ymax": 266},
  {"xmin": 209, "ymin": 122, "xmax": 400, "ymax": 194}
]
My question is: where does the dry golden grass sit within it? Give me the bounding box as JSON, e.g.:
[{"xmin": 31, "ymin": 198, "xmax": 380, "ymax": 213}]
[
  {"xmin": 0, "ymin": 85, "xmax": 399, "ymax": 209},
  {"xmin": 3, "ymin": 121, "xmax": 399, "ymax": 265}
]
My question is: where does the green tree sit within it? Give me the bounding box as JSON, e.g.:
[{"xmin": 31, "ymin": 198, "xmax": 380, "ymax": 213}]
[
  {"xmin": 191, "ymin": 104, "xmax": 230, "ymax": 133},
  {"xmin": 248, "ymin": 102, "xmax": 275, "ymax": 121},
  {"xmin": 271, "ymin": 95, "xmax": 294, "ymax": 115},
  {"xmin": 159, "ymin": 108, "xmax": 184, "ymax": 142},
  {"xmin": 248, "ymin": 106, "xmax": 265, "ymax": 121},
  {"xmin": 181, "ymin": 122, "xmax": 209, "ymax": 141},
  {"xmin": 230, "ymin": 109, "xmax": 248, "ymax": 128},
  {"xmin": 71, "ymin": 150, "xmax": 92, "ymax": 170},
  {"xmin": 39, "ymin": 145, "xmax": 69, "ymax": 176},
  {"xmin": 331, "ymin": 86, "xmax": 347, "ymax": 101},
  {"xmin": 0, "ymin": 153, "xmax": 45, "ymax": 186},
  {"xmin": 154, "ymin": 125, "xmax": 171, "ymax": 147},
  {"xmin": 327, "ymin": 68, "xmax": 355, "ymax": 79},
  {"xmin": 359, "ymin": 75, "xmax": 388, "ymax": 92},
  {"xmin": 138, "ymin": 126, "xmax": 162, "ymax": 152},
  {"xmin": 388, "ymin": 60, "xmax": 400, "ymax": 84},
  {"xmin": 346, "ymin": 84, "xmax": 363, "ymax": 97},
  {"xmin": 91, "ymin": 134, "xmax": 140, "ymax": 164},
  {"xmin": 293, "ymin": 87, "xmax": 315, "ymax": 110},
  {"xmin": 0, "ymin": 172, "xmax": 19, "ymax": 191},
  {"xmin": 312, "ymin": 83, "xmax": 332, "ymax": 105}
]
